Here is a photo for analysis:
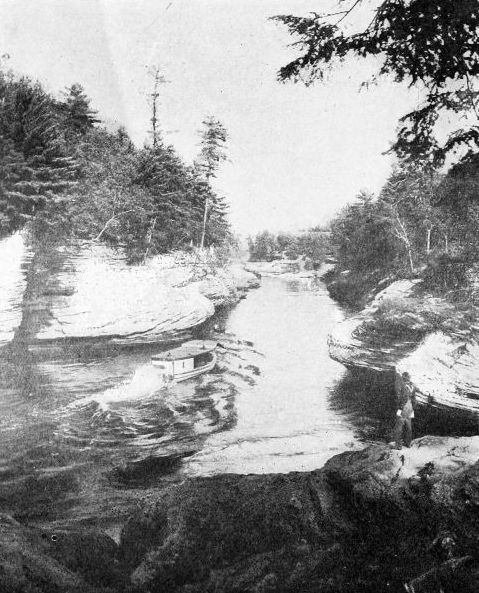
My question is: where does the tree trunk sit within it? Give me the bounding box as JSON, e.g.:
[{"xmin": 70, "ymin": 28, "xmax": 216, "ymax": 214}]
[
  {"xmin": 200, "ymin": 196, "xmax": 209, "ymax": 249},
  {"xmin": 143, "ymin": 216, "xmax": 157, "ymax": 262},
  {"xmin": 426, "ymin": 228, "xmax": 431, "ymax": 254}
]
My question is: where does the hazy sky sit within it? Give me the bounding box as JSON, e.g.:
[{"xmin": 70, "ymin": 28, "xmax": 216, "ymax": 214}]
[{"xmin": 0, "ymin": 0, "xmax": 422, "ymax": 235}]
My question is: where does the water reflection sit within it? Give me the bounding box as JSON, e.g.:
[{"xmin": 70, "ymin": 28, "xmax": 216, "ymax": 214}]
[
  {"xmin": 328, "ymin": 367, "xmax": 396, "ymax": 442},
  {"xmin": 0, "ymin": 272, "xmax": 435, "ymax": 529},
  {"xmin": 183, "ymin": 276, "xmax": 365, "ymax": 477}
]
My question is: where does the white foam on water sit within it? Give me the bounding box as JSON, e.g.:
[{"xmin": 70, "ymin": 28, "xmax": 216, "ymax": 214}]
[{"xmin": 71, "ymin": 363, "xmax": 168, "ymax": 411}]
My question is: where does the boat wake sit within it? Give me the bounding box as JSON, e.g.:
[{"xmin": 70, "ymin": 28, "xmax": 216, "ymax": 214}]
[{"xmin": 70, "ymin": 363, "xmax": 168, "ymax": 412}]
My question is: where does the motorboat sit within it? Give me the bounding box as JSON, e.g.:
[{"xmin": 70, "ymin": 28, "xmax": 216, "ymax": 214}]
[{"xmin": 151, "ymin": 340, "xmax": 217, "ymax": 383}]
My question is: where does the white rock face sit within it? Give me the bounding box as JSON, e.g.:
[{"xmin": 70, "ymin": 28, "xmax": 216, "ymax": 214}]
[
  {"xmin": 328, "ymin": 279, "xmax": 422, "ymax": 371},
  {"xmin": 397, "ymin": 333, "xmax": 479, "ymax": 415},
  {"xmin": 1, "ymin": 239, "xmax": 257, "ymax": 346},
  {"xmin": 0, "ymin": 233, "xmax": 30, "ymax": 347},
  {"xmin": 328, "ymin": 277, "xmax": 479, "ymax": 417}
]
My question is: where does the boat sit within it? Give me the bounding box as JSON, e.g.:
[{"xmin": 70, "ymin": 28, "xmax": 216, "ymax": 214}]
[{"xmin": 151, "ymin": 340, "xmax": 218, "ymax": 383}]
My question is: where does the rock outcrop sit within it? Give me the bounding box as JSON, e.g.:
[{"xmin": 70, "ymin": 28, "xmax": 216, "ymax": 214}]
[
  {"xmin": 0, "ymin": 237, "xmax": 259, "ymax": 348},
  {"xmin": 397, "ymin": 333, "xmax": 479, "ymax": 416},
  {"xmin": 0, "ymin": 514, "xmax": 122, "ymax": 592},
  {"xmin": 119, "ymin": 436, "xmax": 479, "ymax": 593},
  {"xmin": 328, "ymin": 278, "xmax": 479, "ymax": 417},
  {"xmin": 0, "ymin": 233, "xmax": 29, "ymax": 348}
]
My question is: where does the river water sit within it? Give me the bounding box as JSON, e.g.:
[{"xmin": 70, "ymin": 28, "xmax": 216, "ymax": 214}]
[{"xmin": 0, "ymin": 271, "xmax": 394, "ymax": 533}]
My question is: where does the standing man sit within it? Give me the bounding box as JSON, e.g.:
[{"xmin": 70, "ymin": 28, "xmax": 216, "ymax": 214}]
[{"xmin": 394, "ymin": 371, "xmax": 416, "ymax": 449}]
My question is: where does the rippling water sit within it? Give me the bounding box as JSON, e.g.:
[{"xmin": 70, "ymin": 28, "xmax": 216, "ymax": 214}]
[{"xmin": 0, "ymin": 272, "xmax": 396, "ymax": 533}]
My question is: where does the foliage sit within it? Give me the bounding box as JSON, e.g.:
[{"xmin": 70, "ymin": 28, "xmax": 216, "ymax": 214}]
[
  {"xmin": 328, "ymin": 160, "xmax": 479, "ymax": 304},
  {"xmin": 0, "ymin": 66, "xmax": 231, "ymax": 258},
  {"xmin": 61, "ymin": 83, "xmax": 100, "ymax": 137},
  {"xmin": 195, "ymin": 116, "xmax": 229, "ymax": 249},
  {"xmin": 0, "ymin": 135, "xmax": 37, "ymax": 235},
  {"xmin": 273, "ymin": 1, "xmax": 479, "ymax": 165},
  {"xmin": 247, "ymin": 230, "xmax": 278, "ymax": 261},
  {"xmin": 0, "ymin": 71, "xmax": 78, "ymax": 241},
  {"xmin": 330, "ymin": 191, "xmax": 397, "ymax": 273},
  {"xmin": 248, "ymin": 228, "xmax": 329, "ymax": 263}
]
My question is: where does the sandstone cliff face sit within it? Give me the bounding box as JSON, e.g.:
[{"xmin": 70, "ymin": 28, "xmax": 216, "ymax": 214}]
[
  {"xmin": 0, "ymin": 234, "xmax": 29, "ymax": 347},
  {"xmin": 0, "ymin": 236, "xmax": 258, "ymax": 348},
  {"xmin": 328, "ymin": 278, "xmax": 479, "ymax": 417},
  {"xmin": 397, "ymin": 333, "xmax": 479, "ymax": 416},
  {"xmin": 119, "ymin": 436, "xmax": 479, "ymax": 593}
]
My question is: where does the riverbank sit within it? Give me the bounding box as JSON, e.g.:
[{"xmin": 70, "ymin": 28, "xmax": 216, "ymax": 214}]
[
  {"xmin": 0, "ymin": 234, "xmax": 260, "ymax": 351},
  {"xmin": 2, "ymin": 254, "xmax": 478, "ymax": 592},
  {"xmin": 3, "ymin": 435, "xmax": 478, "ymax": 593},
  {"xmin": 325, "ymin": 267, "xmax": 479, "ymax": 421}
]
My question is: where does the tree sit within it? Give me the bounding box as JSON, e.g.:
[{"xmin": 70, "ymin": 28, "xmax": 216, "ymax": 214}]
[
  {"xmin": 0, "ymin": 74, "xmax": 78, "ymax": 241},
  {"xmin": 148, "ymin": 66, "xmax": 170, "ymax": 148},
  {"xmin": 273, "ymin": 1, "xmax": 479, "ymax": 165},
  {"xmin": 248, "ymin": 231, "xmax": 278, "ymax": 261},
  {"xmin": 61, "ymin": 83, "xmax": 99, "ymax": 136},
  {"xmin": 0, "ymin": 136, "xmax": 37, "ymax": 236},
  {"xmin": 20, "ymin": 85, "xmax": 78, "ymax": 239},
  {"xmin": 196, "ymin": 116, "xmax": 228, "ymax": 248},
  {"xmin": 330, "ymin": 191, "xmax": 397, "ymax": 273}
]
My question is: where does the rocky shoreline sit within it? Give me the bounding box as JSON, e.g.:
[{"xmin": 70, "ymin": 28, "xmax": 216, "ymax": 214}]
[
  {"xmin": 328, "ymin": 276, "xmax": 479, "ymax": 421},
  {"xmin": 2, "ymin": 257, "xmax": 479, "ymax": 592},
  {"xmin": 2, "ymin": 436, "xmax": 478, "ymax": 592},
  {"xmin": 0, "ymin": 234, "xmax": 260, "ymax": 351}
]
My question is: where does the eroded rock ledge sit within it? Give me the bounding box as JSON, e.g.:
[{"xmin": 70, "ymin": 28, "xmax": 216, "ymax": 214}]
[
  {"xmin": 0, "ymin": 235, "xmax": 259, "ymax": 348},
  {"xmin": 117, "ymin": 436, "xmax": 479, "ymax": 593},
  {"xmin": 328, "ymin": 278, "xmax": 479, "ymax": 417}
]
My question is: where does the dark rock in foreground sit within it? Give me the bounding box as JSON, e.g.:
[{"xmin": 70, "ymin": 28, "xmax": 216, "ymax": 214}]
[
  {"xmin": 3, "ymin": 437, "xmax": 478, "ymax": 592},
  {"xmin": 0, "ymin": 514, "xmax": 122, "ymax": 592},
  {"xmin": 119, "ymin": 436, "xmax": 479, "ymax": 593}
]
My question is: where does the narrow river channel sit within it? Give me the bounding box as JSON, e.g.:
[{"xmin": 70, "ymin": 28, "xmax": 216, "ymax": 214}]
[{"xmin": 0, "ymin": 272, "xmax": 394, "ymax": 531}]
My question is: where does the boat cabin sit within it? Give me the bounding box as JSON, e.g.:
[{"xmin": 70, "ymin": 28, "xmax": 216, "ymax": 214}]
[{"xmin": 151, "ymin": 340, "xmax": 217, "ymax": 382}]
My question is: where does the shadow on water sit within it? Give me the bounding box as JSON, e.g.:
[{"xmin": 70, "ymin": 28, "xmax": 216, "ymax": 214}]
[
  {"xmin": 329, "ymin": 366, "xmax": 479, "ymax": 444},
  {"xmin": 328, "ymin": 367, "xmax": 396, "ymax": 442}
]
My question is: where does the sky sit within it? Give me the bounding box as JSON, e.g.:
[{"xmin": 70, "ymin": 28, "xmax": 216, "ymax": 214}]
[{"xmin": 0, "ymin": 0, "xmax": 423, "ymax": 236}]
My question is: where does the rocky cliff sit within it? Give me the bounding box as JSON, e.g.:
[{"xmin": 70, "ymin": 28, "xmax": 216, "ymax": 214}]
[
  {"xmin": 0, "ymin": 236, "xmax": 259, "ymax": 349},
  {"xmin": 328, "ymin": 278, "xmax": 479, "ymax": 418}
]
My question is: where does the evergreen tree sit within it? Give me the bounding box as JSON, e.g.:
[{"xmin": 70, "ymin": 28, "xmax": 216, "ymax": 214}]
[
  {"xmin": 0, "ymin": 135, "xmax": 37, "ymax": 236},
  {"xmin": 196, "ymin": 116, "xmax": 228, "ymax": 248},
  {"xmin": 61, "ymin": 83, "xmax": 100, "ymax": 136},
  {"xmin": 273, "ymin": 1, "xmax": 479, "ymax": 165},
  {"xmin": 20, "ymin": 86, "xmax": 78, "ymax": 238}
]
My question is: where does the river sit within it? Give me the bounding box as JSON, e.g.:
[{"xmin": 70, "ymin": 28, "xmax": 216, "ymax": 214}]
[{"xmin": 0, "ymin": 269, "xmax": 395, "ymax": 534}]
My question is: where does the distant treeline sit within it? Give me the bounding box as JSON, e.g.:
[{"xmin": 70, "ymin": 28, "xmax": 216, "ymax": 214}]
[
  {"xmin": 327, "ymin": 160, "xmax": 479, "ymax": 305},
  {"xmin": 247, "ymin": 227, "xmax": 330, "ymax": 263},
  {"xmin": 0, "ymin": 66, "xmax": 231, "ymax": 261}
]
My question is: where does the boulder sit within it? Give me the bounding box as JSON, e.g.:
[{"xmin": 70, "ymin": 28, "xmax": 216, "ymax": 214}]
[
  {"xmin": 0, "ymin": 514, "xmax": 122, "ymax": 592},
  {"xmin": 119, "ymin": 436, "xmax": 479, "ymax": 593}
]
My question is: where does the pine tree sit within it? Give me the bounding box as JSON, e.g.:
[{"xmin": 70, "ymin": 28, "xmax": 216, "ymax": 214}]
[
  {"xmin": 195, "ymin": 116, "xmax": 228, "ymax": 248},
  {"xmin": 20, "ymin": 86, "xmax": 78, "ymax": 238},
  {"xmin": 0, "ymin": 135, "xmax": 37, "ymax": 236},
  {"xmin": 62, "ymin": 83, "xmax": 99, "ymax": 136}
]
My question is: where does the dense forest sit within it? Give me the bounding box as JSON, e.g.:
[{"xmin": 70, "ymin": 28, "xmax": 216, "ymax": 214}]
[
  {"xmin": 0, "ymin": 63, "xmax": 231, "ymax": 262},
  {"xmin": 275, "ymin": 0, "xmax": 479, "ymax": 306}
]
